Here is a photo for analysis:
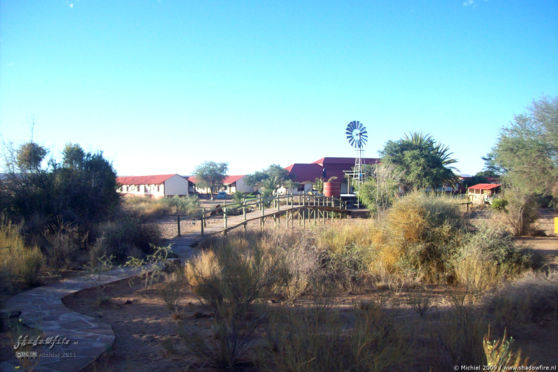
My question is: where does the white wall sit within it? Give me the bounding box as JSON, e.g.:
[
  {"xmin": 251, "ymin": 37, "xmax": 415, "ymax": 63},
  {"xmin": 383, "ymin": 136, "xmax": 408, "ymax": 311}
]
[
  {"xmin": 235, "ymin": 177, "xmax": 253, "ymax": 193},
  {"xmin": 118, "ymin": 184, "xmax": 165, "ymax": 198},
  {"xmin": 164, "ymin": 175, "xmax": 189, "ymax": 196}
]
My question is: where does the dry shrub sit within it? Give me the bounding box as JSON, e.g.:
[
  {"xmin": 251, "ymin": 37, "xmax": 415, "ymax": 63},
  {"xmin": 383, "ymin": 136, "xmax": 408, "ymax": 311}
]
[
  {"xmin": 122, "ymin": 196, "xmax": 171, "ymax": 219},
  {"xmin": 182, "ymin": 232, "xmax": 287, "ymax": 369},
  {"xmin": 453, "ymin": 224, "xmax": 541, "ymax": 295},
  {"xmin": 178, "ymin": 300, "xmax": 263, "ymax": 370},
  {"xmin": 369, "ymin": 192, "xmax": 465, "ymax": 284},
  {"xmin": 122, "ymin": 195, "xmax": 199, "ymax": 220},
  {"xmin": 44, "ymin": 222, "xmax": 85, "ymax": 269},
  {"xmin": 432, "ymin": 300, "xmax": 487, "ymax": 369},
  {"xmin": 185, "ymin": 233, "xmax": 290, "ymax": 308},
  {"xmin": 0, "ymin": 220, "xmax": 44, "ymax": 292},
  {"xmin": 91, "ymin": 216, "xmax": 161, "ymax": 264},
  {"xmin": 315, "ymin": 219, "xmax": 374, "ymax": 255},
  {"xmin": 260, "ymin": 302, "xmax": 410, "ymax": 371},
  {"xmin": 485, "ymin": 271, "xmax": 558, "ymax": 332},
  {"xmin": 483, "ymin": 327, "xmax": 529, "ymax": 368}
]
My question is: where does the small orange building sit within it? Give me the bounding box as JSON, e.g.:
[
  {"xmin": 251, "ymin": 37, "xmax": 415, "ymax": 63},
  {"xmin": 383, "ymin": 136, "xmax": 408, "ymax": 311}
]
[{"xmin": 467, "ymin": 183, "xmax": 501, "ymax": 204}]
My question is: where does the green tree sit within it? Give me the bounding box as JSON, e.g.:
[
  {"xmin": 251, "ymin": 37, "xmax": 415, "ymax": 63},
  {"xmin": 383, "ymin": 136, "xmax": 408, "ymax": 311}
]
[
  {"xmin": 485, "ymin": 96, "xmax": 558, "ymax": 234},
  {"xmin": 62, "ymin": 143, "xmax": 86, "ymax": 169},
  {"xmin": 16, "ymin": 142, "xmax": 47, "ymax": 172},
  {"xmin": 486, "ymin": 96, "xmax": 558, "ymax": 199},
  {"xmin": 245, "ymin": 164, "xmax": 291, "ymax": 195},
  {"xmin": 358, "ymin": 163, "xmax": 402, "ymax": 213},
  {"xmin": 193, "ymin": 161, "xmax": 228, "ymax": 200},
  {"xmin": 380, "ymin": 132, "xmax": 458, "ymax": 191}
]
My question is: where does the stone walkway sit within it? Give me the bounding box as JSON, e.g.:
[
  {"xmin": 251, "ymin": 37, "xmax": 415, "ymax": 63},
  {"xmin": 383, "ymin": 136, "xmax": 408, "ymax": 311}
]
[{"xmin": 1, "ymin": 235, "xmax": 198, "ymax": 372}]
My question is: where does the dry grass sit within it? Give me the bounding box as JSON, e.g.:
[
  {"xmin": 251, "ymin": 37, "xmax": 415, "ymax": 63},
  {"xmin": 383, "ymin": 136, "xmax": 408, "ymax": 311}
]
[
  {"xmin": 260, "ymin": 301, "xmax": 410, "ymax": 371},
  {"xmin": 485, "ymin": 270, "xmax": 558, "ymax": 333},
  {"xmin": 0, "ymin": 220, "xmax": 44, "ymax": 293}
]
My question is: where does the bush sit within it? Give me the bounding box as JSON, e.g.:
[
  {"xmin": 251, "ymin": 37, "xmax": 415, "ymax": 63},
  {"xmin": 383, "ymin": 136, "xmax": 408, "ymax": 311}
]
[
  {"xmin": 185, "ymin": 232, "xmax": 289, "ymax": 309},
  {"xmin": 261, "ymin": 302, "xmax": 409, "ymax": 371},
  {"xmin": 491, "ymin": 198, "xmax": 508, "ymax": 211},
  {"xmin": 371, "ymin": 192, "xmax": 465, "ymax": 283},
  {"xmin": 91, "ymin": 216, "xmax": 161, "ymax": 264},
  {"xmin": 0, "ymin": 220, "xmax": 44, "ymax": 293},
  {"xmin": 1, "ymin": 144, "xmax": 121, "ymax": 269},
  {"xmin": 44, "ymin": 222, "xmax": 85, "ymax": 269},
  {"xmin": 486, "ymin": 271, "xmax": 558, "ymax": 332},
  {"xmin": 181, "ymin": 232, "xmax": 292, "ymax": 369},
  {"xmin": 433, "ymin": 300, "xmax": 487, "ymax": 369},
  {"xmin": 455, "ymin": 225, "xmax": 540, "ymax": 285}
]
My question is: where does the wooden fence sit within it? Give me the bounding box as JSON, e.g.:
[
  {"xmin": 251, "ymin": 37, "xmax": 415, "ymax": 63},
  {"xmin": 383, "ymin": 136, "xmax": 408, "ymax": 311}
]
[{"xmin": 176, "ymin": 193, "xmax": 349, "ymax": 237}]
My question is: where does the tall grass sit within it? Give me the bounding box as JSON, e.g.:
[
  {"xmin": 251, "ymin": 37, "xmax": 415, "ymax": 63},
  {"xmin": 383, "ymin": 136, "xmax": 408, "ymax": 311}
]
[
  {"xmin": 485, "ymin": 271, "xmax": 558, "ymax": 332},
  {"xmin": 122, "ymin": 195, "xmax": 199, "ymax": 220},
  {"xmin": 454, "ymin": 224, "xmax": 541, "ymax": 295},
  {"xmin": 0, "ymin": 220, "xmax": 44, "ymax": 293},
  {"xmin": 260, "ymin": 302, "xmax": 410, "ymax": 371}
]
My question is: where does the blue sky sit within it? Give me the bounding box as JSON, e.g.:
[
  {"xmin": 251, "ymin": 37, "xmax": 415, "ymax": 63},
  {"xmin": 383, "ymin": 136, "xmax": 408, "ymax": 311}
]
[{"xmin": 1, "ymin": 0, "xmax": 557, "ymax": 176}]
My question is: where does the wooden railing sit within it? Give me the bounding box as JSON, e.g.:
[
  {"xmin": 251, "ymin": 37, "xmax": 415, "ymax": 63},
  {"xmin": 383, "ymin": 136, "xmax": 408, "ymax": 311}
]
[{"xmin": 175, "ymin": 193, "xmax": 349, "ymax": 237}]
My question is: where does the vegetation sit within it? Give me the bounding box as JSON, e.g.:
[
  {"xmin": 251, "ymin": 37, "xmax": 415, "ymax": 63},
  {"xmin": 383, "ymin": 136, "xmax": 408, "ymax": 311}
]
[
  {"xmin": 159, "ymin": 190, "xmax": 550, "ymax": 370},
  {"xmin": 380, "ymin": 132, "xmax": 458, "ymax": 191},
  {"xmin": 0, "ymin": 220, "xmax": 44, "ymax": 292},
  {"xmin": 245, "ymin": 164, "xmax": 292, "ymax": 197},
  {"xmin": 193, "ymin": 161, "xmax": 228, "ymax": 200},
  {"xmin": 485, "ymin": 96, "xmax": 558, "ymax": 234},
  {"xmin": 357, "ymin": 163, "xmax": 402, "ymax": 213},
  {"xmin": 0, "ymin": 142, "xmax": 162, "ymax": 293}
]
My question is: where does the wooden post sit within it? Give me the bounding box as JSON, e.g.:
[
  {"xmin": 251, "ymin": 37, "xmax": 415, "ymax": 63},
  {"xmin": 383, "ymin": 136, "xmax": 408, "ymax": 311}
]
[
  {"xmin": 277, "ymin": 195, "xmax": 280, "ymax": 211},
  {"xmin": 224, "ymin": 207, "xmax": 228, "ymax": 229},
  {"xmin": 201, "ymin": 208, "xmax": 205, "ymax": 236},
  {"xmin": 243, "ymin": 199, "xmax": 247, "ymax": 221},
  {"xmin": 177, "ymin": 215, "xmax": 181, "ymax": 237}
]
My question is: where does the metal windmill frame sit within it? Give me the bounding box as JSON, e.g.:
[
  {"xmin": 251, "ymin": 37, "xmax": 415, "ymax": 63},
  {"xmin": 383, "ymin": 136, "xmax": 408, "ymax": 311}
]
[{"xmin": 344, "ymin": 120, "xmax": 368, "ymax": 194}]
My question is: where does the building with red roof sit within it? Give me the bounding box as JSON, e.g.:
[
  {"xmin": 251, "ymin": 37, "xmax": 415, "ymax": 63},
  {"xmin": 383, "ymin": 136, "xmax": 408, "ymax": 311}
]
[
  {"xmin": 188, "ymin": 175, "xmax": 253, "ymax": 194},
  {"xmin": 116, "ymin": 174, "xmax": 190, "ymax": 198},
  {"xmin": 467, "ymin": 183, "xmax": 502, "ymax": 204},
  {"xmin": 283, "ymin": 156, "xmax": 380, "ymax": 194}
]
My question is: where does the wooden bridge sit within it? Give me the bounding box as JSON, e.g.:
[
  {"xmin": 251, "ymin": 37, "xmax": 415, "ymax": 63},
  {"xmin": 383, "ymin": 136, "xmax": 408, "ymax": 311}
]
[{"xmin": 175, "ymin": 194, "xmax": 351, "ymax": 237}]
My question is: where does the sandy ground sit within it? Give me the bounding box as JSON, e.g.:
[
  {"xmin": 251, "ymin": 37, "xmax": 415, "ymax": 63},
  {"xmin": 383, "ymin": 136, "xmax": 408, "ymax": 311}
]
[{"xmin": 63, "ymin": 269, "xmax": 558, "ymax": 372}]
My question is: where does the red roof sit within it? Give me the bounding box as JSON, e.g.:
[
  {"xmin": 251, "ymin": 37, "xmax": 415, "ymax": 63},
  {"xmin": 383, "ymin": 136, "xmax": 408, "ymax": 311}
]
[
  {"xmin": 117, "ymin": 174, "xmax": 178, "ymax": 185},
  {"xmin": 286, "ymin": 157, "xmax": 381, "ymax": 183},
  {"xmin": 312, "ymin": 157, "xmax": 380, "ymax": 166},
  {"xmin": 285, "ymin": 163, "xmax": 323, "ymax": 183},
  {"xmin": 188, "ymin": 175, "xmax": 245, "ymax": 185},
  {"xmin": 468, "ymin": 183, "xmax": 502, "ymax": 190}
]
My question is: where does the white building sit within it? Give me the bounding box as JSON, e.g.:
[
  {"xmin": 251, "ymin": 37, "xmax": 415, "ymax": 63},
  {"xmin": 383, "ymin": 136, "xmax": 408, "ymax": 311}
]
[
  {"xmin": 188, "ymin": 175, "xmax": 253, "ymax": 194},
  {"xmin": 116, "ymin": 174, "xmax": 190, "ymax": 198}
]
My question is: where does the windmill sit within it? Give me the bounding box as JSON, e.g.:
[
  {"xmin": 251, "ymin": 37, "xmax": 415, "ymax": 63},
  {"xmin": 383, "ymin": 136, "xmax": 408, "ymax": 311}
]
[{"xmin": 345, "ymin": 120, "xmax": 368, "ymax": 189}]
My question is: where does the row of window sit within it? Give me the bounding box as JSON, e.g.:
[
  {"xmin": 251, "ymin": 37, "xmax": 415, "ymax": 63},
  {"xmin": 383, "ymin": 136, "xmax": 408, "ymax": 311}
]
[{"xmin": 120, "ymin": 184, "xmax": 161, "ymax": 193}]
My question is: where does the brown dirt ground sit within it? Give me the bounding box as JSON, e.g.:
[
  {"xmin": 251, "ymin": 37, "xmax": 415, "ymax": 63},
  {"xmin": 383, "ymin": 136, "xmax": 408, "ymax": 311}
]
[{"xmin": 63, "ymin": 268, "xmax": 558, "ymax": 372}]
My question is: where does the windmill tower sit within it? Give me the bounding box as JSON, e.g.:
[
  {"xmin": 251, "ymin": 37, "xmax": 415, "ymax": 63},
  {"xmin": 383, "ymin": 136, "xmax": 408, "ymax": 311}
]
[{"xmin": 345, "ymin": 120, "xmax": 368, "ymax": 190}]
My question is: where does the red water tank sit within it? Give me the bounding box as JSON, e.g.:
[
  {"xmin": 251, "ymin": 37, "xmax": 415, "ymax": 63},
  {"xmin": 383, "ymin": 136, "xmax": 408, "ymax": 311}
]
[{"xmin": 323, "ymin": 181, "xmax": 341, "ymax": 198}]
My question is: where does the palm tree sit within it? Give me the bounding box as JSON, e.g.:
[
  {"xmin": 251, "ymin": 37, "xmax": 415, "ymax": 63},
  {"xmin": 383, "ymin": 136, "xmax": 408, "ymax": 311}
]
[{"xmin": 382, "ymin": 132, "xmax": 458, "ymax": 191}]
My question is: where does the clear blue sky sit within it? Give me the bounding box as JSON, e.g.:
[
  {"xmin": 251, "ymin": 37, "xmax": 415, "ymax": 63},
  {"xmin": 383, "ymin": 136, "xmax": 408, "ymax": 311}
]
[{"xmin": 1, "ymin": 0, "xmax": 557, "ymax": 176}]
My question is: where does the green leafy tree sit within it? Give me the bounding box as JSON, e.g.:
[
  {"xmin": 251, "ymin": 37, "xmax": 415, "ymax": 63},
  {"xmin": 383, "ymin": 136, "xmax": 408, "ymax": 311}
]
[
  {"xmin": 2, "ymin": 143, "xmax": 120, "ymax": 250},
  {"xmin": 16, "ymin": 142, "xmax": 47, "ymax": 172},
  {"xmin": 485, "ymin": 96, "xmax": 558, "ymax": 234},
  {"xmin": 193, "ymin": 161, "xmax": 228, "ymax": 200},
  {"xmin": 380, "ymin": 132, "xmax": 458, "ymax": 191},
  {"xmin": 62, "ymin": 143, "xmax": 86, "ymax": 169},
  {"xmin": 486, "ymin": 96, "xmax": 558, "ymax": 199},
  {"xmin": 358, "ymin": 163, "xmax": 402, "ymax": 213},
  {"xmin": 245, "ymin": 164, "xmax": 291, "ymax": 195}
]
